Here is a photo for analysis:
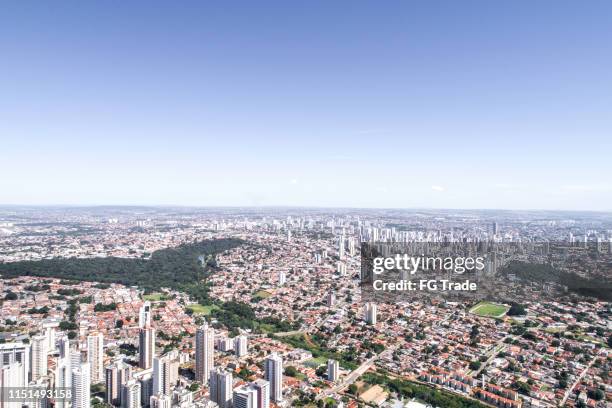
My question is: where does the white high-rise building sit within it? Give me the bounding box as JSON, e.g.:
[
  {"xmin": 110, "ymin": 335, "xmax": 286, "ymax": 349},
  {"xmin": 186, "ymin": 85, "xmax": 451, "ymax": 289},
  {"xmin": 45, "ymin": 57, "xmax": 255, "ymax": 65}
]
[
  {"xmin": 232, "ymin": 385, "xmax": 257, "ymax": 408},
  {"xmin": 216, "ymin": 337, "xmax": 233, "ymax": 353},
  {"xmin": 1, "ymin": 362, "xmax": 26, "ymax": 408},
  {"xmin": 139, "ymin": 301, "xmax": 155, "ymax": 370},
  {"xmin": 132, "ymin": 369, "xmax": 153, "ymax": 407},
  {"xmin": 327, "ymin": 359, "xmax": 339, "ymax": 382},
  {"xmin": 278, "ymin": 271, "xmax": 286, "ymax": 286},
  {"xmin": 348, "ymin": 237, "xmax": 356, "ymax": 256},
  {"xmin": 70, "ymin": 344, "xmax": 82, "ymax": 374},
  {"xmin": 55, "ymin": 343, "xmax": 73, "ymax": 408},
  {"xmin": 71, "ymin": 362, "xmax": 91, "ymax": 408},
  {"xmin": 252, "ymin": 379, "xmax": 270, "ymax": 408},
  {"xmin": 364, "ymin": 302, "xmax": 377, "ymax": 325},
  {"xmin": 264, "ymin": 353, "xmax": 283, "ymax": 402},
  {"xmin": 120, "ymin": 380, "xmax": 141, "ymax": 408},
  {"xmin": 42, "ymin": 320, "xmax": 59, "ymax": 353},
  {"xmin": 209, "ymin": 369, "xmax": 233, "ymax": 408},
  {"xmin": 0, "ymin": 342, "xmax": 30, "ymax": 385},
  {"xmin": 153, "ymin": 354, "xmax": 178, "ymax": 396},
  {"xmin": 327, "ymin": 292, "xmax": 335, "ymax": 307},
  {"xmin": 195, "ymin": 324, "xmax": 214, "ymax": 385},
  {"xmin": 139, "ymin": 302, "xmax": 152, "ymax": 329},
  {"xmin": 87, "ymin": 333, "xmax": 104, "ymax": 383},
  {"xmin": 138, "ymin": 327, "xmax": 155, "ymax": 370},
  {"xmin": 31, "ymin": 335, "xmax": 48, "ymax": 381},
  {"xmin": 105, "ymin": 360, "xmax": 132, "ymax": 406},
  {"xmin": 234, "ymin": 335, "xmax": 248, "ymax": 357},
  {"xmin": 57, "ymin": 334, "xmax": 70, "ymax": 360}
]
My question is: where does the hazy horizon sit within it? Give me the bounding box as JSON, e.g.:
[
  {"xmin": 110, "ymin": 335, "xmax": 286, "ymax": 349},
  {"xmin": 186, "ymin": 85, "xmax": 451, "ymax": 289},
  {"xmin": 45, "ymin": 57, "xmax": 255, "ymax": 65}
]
[{"xmin": 1, "ymin": 202, "xmax": 611, "ymax": 214}]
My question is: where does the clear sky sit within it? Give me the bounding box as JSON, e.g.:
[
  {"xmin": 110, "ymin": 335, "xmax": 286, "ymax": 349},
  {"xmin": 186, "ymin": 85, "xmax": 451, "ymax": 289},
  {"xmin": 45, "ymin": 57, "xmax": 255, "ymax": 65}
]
[{"xmin": 1, "ymin": 1, "xmax": 611, "ymax": 210}]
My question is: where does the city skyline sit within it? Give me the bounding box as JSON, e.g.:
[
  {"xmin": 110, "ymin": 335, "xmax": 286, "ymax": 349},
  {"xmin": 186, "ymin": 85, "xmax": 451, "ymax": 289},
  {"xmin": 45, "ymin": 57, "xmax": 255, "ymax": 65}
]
[{"xmin": 1, "ymin": 1, "xmax": 611, "ymax": 210}]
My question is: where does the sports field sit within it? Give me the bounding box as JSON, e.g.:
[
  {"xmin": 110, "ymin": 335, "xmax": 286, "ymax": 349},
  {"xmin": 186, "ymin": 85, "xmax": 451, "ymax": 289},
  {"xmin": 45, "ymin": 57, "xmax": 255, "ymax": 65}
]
[{"xmin": 470, "ymin": 301, "xmax": 509, "ymax": 318}]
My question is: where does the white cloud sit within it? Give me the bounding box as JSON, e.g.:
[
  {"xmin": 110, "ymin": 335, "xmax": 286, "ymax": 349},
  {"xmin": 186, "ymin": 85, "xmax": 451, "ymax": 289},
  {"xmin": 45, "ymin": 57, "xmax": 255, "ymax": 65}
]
[{"xmin": 431, "ymin": 185, "xmax": 445, "ymax": 192}]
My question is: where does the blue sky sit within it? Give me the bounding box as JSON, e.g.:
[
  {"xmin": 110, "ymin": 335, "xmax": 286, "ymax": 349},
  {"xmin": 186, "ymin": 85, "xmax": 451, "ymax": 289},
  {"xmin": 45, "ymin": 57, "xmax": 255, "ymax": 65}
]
[{"xmin": 1, "ymin": 1, "xmax": 611, "ymax": 210}]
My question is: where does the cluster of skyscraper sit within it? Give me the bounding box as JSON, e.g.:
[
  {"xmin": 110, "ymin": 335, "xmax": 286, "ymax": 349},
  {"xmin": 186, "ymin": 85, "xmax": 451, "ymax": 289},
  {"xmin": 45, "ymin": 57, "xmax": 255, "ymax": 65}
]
[
  {"xmin": 0, "ymin": 328, "xmax": 104, "ymax": 408},
  {"xmin": 0, "ymin": 298, "xmax": 289, "ymax": 408},
  {"xmin": 196, "ymin": 323, "xmax": 280, "ymax": 408}
]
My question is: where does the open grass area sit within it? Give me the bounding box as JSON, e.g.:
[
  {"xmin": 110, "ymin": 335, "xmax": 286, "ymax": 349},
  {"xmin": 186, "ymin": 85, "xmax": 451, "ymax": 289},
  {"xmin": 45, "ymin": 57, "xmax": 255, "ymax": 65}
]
[
  {"xmin": 187, "ymin": 304, "xmax": 219, "ymax": 315},
  {"xmin": 256, "ymin": 323, "xmax": 277, "ymax": 333},
  {"xmin": 470, "ymin": 301, "xmax": 509, "ymax": 318},
  {"xmin": 143, "ymin": 293, "xmax": 170, "ymax": 301},
  {"xmin": 304, "ymin": 356, "xmax": 328, "ymax": 368},
  {"xmin": 544, "ymin": 327, "xmax": 566, "ymax": 333}
]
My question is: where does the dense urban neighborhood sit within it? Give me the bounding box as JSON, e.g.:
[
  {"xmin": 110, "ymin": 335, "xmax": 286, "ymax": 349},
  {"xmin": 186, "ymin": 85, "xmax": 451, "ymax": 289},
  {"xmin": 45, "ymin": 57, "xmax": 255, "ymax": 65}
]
[{"xmin": 0, "ymin": 207, "xmax": 610, "ymax": 408}]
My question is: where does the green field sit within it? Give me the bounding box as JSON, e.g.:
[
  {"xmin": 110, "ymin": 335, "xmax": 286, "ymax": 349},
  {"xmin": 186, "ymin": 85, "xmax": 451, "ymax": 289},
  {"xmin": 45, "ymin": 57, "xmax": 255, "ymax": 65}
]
[
  {"xmin": 304, "ymin": 356, "xmax": 328, "ymax": 368},
  {"xmin": 187, "ymin": 304, "xmax": 219, "ymax": 315},
  {"xmin": 143, "ymin": 293, "xmax": 170, "ymax": 301},
  {"xmin": 257, "ymin": 323, "xmax": 277, "ymax": 333},
  {"xmin": 470, "ymin": 301, "xmax": 509, "ymax": 318}
]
